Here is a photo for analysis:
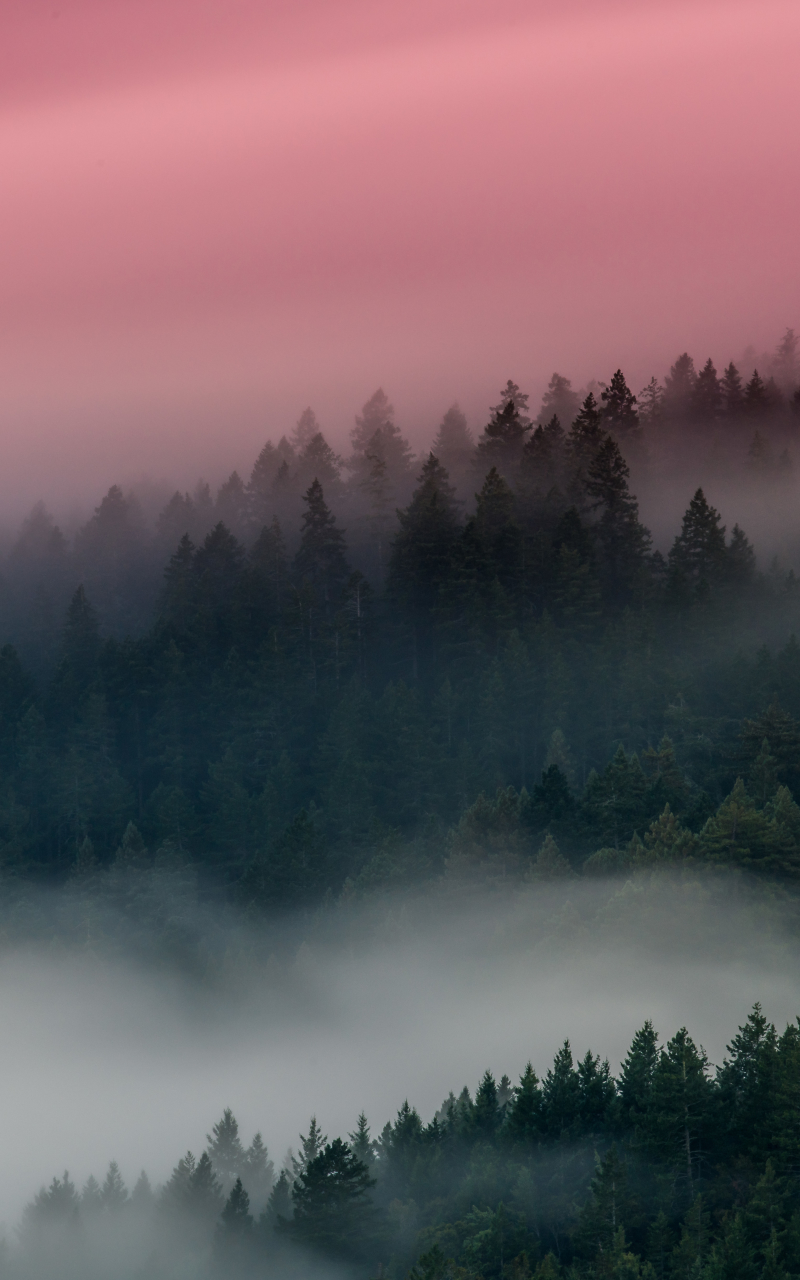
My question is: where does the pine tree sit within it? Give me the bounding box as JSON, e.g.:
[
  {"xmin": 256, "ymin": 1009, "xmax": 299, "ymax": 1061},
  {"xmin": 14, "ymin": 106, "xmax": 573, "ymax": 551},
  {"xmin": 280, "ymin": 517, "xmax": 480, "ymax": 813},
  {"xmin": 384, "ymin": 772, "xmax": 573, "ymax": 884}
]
[
  {"xmin": 541, "ymin": 1041, "xmax": 580, "ymax": 1139},
  {"xmin": 214, "ymin": 471, "xmax": 249, "ymax": 539},
  {"xmin": 294, "ymin": 480, "xmax": 350, "ymax": 617},
  {"xmin": 537, "ymin": 373, "xmax": 580, "ymax": 427},
  {"xmin": 574, "ymin": 1147, "xmax": 631, "ymax": 1265},
  {"xmin": 647, "ymin": 1029, "xmax": 712, "ymax": 1185},
  {"xmin": 207, "ymin": 1109, "xmax": 245, "ymax": 1185},
  {"xmin": 477, "ymin": 380, "xmax": 532, "ymax": 474},
  {"xmin": 638, "ymin": 377, "xmax": 664, "ymax": 428},
  {"xmin": 431, "ymin": 404, "xmax": 474, "ymax": 481},
  {"xmin": 262, "ymin": 1168, "xmax": 292, "ymax": 1229},
  {"xmin": 218, "ymin": 1177, "xmax": 254, "ymax": 1239},
  {"xmin": 692, "ymin": 358, "xmax": 722, "ymax": 422},
  {"xmin": 242, "ymin": 1134, "xmax": 275, "ymax": 1207},
  {"xmin": 350, "ymin": 389, "xmax": 414, "ymax": 489},
  {"xmin": 667, "ymin": 488, "xmax": 727, "ymax": 601},
  {"xmin": 347, "ymin": 1114, "xmax": 375, "ymax": 1168},
  {"xmin": 721, "ymin": 362, "xmax": 744, "ymax": 418},
  {"xmin": 295, "ymin": 432, "xmax": 344, "ymax": 497},
  {"xmin": 292, "ymin": 1116, "xmax": 328, "ymax": 1178},
  {"xmin": 601, "ymin": 370, "xmax": 640, "ymax": 439},
  {"xmin": 618, "ymin": 1021, "xmax": 659, "ymax": 1136},
  {"xmin": 473, "ymin": 1070, "xmax": 501, "ymax": 1138},
  {"xmin": 60, "ymin": 586, "xmax": 101, "ymax": 689},
  {"xmin": 388, "ymin": 455, "xmax": 461, "ymax": 678},
  {"xmin": 663, "ymin": 353, "xmax": 697, "ymax": 421},
  {"xmin": 772, "ymin": 328, "xmax": 799, "ymax": 391},
  {"xmin": 159, "ymin": 534, "xmax": 196, "ymax": 631},
  {"xmin": 292, "ymin": 406, "xmax": 320, "ymax": 451},
  {"xmin": 287, "ymin": 1138, "xmax": 376, "ymax": 1258},
  {"xmin": 100, "ymin": 1161, "xmax": 128, "ymax": 1210},
  {"xmin": 585, "ymin": 437, "xmax": 651, "ymax": 604},
  {"xmin": 745, "ymin": 370, "xmax": 770, "ymax": 417},
  {"xmin": 504, "ymin": 1063, "xmax": 543, "ymax": 1145},
  {"xmin": 248, "ymin": 440, "xmax": 282, "ymax": 527}
]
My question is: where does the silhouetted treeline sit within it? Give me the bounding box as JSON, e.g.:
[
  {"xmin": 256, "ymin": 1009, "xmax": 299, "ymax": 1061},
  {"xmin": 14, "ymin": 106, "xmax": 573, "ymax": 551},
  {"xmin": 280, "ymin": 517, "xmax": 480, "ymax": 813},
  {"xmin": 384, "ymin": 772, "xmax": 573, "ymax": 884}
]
[
  {"xmin": 2, "ymin": 334, "xmax": 800, "ymax": 902},
  {"xmin": 15, "ymin": 1004, "xmax": 800, "ymax": 1278}
]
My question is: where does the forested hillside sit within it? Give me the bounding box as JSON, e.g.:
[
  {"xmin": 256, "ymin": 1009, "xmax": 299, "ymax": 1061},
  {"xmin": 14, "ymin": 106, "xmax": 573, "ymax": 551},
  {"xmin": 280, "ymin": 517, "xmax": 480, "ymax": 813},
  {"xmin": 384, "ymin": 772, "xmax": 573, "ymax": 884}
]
[
  {"xmin": 15, "ymin": 1005, "xmax": 800, "ymax": 1279},
  {"xmin": 1, "ymin": 337, "xmax": 800, "ymax": 906}
]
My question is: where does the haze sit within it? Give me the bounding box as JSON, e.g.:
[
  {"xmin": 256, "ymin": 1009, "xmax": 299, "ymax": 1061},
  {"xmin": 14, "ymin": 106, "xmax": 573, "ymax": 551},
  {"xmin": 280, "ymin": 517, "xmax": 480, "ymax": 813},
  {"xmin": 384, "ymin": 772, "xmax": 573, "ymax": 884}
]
[
  {"xmin": 1, "ymin": 0, "xmax": 799, "ymax": 515},
  {"xmin": 2, "ymin": 878, "xmax": 798, "ymax": 1224}
]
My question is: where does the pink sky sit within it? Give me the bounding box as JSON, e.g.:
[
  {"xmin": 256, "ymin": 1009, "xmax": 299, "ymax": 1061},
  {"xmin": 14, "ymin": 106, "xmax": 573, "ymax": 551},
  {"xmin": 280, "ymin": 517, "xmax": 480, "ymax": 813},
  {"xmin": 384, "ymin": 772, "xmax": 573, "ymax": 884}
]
[{"xmin": 1, "ymin": 0, "xmax": 798, "ymax": 516}]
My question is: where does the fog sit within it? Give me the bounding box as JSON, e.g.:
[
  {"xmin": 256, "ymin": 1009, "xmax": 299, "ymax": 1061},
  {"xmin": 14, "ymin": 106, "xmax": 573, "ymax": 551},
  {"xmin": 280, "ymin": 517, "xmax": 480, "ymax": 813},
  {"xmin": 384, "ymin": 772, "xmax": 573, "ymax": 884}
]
[{"xmin": 2, "ymin": 874, "xmax": 797, "ymax": 1229}]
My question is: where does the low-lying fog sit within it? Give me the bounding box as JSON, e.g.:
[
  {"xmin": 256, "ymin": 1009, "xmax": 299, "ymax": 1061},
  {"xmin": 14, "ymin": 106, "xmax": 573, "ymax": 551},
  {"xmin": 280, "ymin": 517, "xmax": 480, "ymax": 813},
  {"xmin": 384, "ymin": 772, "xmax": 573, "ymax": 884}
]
[{"xmin": 2, "ymin": 874, "xmax": 798, "ymax": 1227}]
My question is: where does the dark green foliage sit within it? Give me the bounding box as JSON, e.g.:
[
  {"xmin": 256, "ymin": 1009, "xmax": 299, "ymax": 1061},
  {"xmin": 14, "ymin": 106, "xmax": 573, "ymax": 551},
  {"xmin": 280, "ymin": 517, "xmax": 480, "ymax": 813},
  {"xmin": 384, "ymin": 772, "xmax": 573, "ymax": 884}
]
[{"xmin": 285, "ymin": 1137, "xmax": 376, "ymax": 1259}]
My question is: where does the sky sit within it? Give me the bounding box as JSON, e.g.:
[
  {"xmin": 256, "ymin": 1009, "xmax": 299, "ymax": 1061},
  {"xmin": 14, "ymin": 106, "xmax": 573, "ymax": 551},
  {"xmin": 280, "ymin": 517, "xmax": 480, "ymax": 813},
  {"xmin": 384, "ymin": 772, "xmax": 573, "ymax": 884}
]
[{"xmin": 1, "ymin": 0, "xmax": 799, "ymax": 516}]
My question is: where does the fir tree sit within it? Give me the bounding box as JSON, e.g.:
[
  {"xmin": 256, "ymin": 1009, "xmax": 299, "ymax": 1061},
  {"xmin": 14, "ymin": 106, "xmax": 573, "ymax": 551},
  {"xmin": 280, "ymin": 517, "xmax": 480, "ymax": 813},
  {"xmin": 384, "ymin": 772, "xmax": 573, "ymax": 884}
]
[
  {"xmin": 692, "ymin": 358, "xmax": 722, "ymax": 422},
  {"xmin": 286, "ymin": 1138, "xmax": 376, "ymax": 1258},
  {"xmin": 601, "ymin": 369, "xmax": 640, "ymax": 438},
  {"xmin": 663, "ymin": 352, "xmax": 696, "ymax": 421},
  {"xmin": 477, "ymin": 380, "xmax": 532, "ymax": 474},
  {"xmin": 721, "ymin": 362, "xmax": 744, "ymax": 417},
  {"xmin": 585, "ymin": 437, "xmax": 651, "ymax": 604},
  {"xmin": 537, "ymin": 372, "xmax": 579, "ymax": 427},
  {"xmin": 294, "ymin": 480, "xmax": 350, "ymax": 617}
]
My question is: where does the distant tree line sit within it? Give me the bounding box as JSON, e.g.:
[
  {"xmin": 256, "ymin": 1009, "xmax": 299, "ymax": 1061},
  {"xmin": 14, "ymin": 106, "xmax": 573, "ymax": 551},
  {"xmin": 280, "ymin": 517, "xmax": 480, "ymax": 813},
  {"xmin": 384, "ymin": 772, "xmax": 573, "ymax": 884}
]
[
  {"xmin": 0, "ymin": 333, "xmax": 800, "ymax": 903},
  {"xmin": 15, "ymin": 1005, "xmax": 800, "ymax": 1278}
]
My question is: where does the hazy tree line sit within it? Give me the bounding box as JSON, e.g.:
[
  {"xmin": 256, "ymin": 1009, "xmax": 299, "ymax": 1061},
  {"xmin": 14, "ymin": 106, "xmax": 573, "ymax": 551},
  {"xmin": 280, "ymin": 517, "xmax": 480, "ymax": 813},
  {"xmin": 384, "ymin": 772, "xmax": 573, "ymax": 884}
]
[
  {"xmin": 0, "ymin": 333, "xmax": 800, "ymax": 903},
  {"xmin": 12, "ymin": 1004, "xmax": 800, "ymax": 1278}
]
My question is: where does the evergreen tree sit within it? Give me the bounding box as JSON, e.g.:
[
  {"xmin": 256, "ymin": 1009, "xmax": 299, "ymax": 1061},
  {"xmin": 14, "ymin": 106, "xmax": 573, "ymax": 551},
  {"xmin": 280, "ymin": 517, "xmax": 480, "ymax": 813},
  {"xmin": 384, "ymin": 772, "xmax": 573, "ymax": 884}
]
[
  {"xmin": 292, "ymin": 1116, "xmax": 328, "ymax": 1178},
  {"xmin": 216, "ymin": 1177, "xmax": 254, "ymax": 1252},
  {"xmin": 541, "ymin": 1041, "xmax": 580, "ymax": 1138},
  {"xmin": 214, "ymin": 471, "xmax": 249, "ymax": 539},
  {"xmin": 647, "ymin": 1029, "xmax": 712, "ymax": 1186},
  {"xmin": 744, "ymin": 370, "xmax": 770, "ymax": 417},
  {"xmin": 473, "ymin": 1070, "xmax": 502, "ymax": 1138},
  {"xmin": 585, "ymin": 438, "xmax": 651, "ymax": 604},
  {"xmin": 667, "ymin": 488, "xmax": 727, "ymax": 601},
  {"xmin": 663, "ymin": 353, "xmax": 697, "ymax": 421},
  {"xmin": 388, "ymin": 455, "xmax": 461, "ymax": 678},
  {"xmin": 348, "ymin": 1114, "xmax": 375, "ymax": 1168},
  {"xmin": 207, "ymin": 1109, "xmax": 245, "ymax": 1185},
  {"xmin": 638, "ymin": 377, "xmax": 664, "ymax": 428},
  {"xmin": 286, "ymin": 1138, "xmax": 376, "ymax": 1259},
  {"xmin": 720, "ymin": 362, "xmax": 744, "ymax": 418},
  {"xmin": 537, "ymin": 373, "xmax": 580, "ymax": 427},
  {"xmin": 772, "ymin": 328, "xmax": 799, "ymax": 391},
  {"xmin": 504, "ymin": 1063, "xmax": 543, "ymax": 1145},
  {"xmin": 431, "ymin": 404, "xmax": 474, "ymax": 483},
  {"xmin": 262, "ymin": 1169, "xmax": 292, "ymax": 1229},
  {"xmin": 295, "ymin": 432, "xmax": 344, "ymax": 497},
  {"xmin": 350, "ymin": 389, "xmax": 414, "ymax": 490},
  {"xmin": 601, "ymin": 370, "xmax": 640, "ymax": 439},
  {"xmin": 100, "ymin": 1161, "xmax": 128, "ymax": 1210},
  {"xmin": 692, "ymin": 358, "xmax": 722, "ymax": 422},
  {"xmin": 477, "ymin": 381, "xmax": 532, "ymax": 474},
  {"xmin": 292, "ymin": 406, "xmax": 320, "ymax": 451},
  {"xmin": 294, "ymin": 480, "xmax": 350, "ymax": 617},
  {"xmin": 59, "ymin": 586, "xmax": 101, "ymax": 690},
  {"xmin": 618, "ymin": 1021, "xmax": 659, "ymax": 1136}
]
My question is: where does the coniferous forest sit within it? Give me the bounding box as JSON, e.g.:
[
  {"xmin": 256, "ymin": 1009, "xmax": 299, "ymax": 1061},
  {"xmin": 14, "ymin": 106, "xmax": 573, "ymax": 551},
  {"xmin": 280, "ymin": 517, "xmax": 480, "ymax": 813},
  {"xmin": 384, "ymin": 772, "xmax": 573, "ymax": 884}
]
[{"xmin": 5, "ymin": 333, "xmax": 800, "ymax": 1278}]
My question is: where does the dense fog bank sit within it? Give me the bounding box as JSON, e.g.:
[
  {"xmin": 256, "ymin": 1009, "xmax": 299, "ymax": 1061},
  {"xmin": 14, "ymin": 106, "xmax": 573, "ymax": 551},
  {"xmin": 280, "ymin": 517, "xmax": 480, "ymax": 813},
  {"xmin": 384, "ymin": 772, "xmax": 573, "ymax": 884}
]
[{"xmin": 1, "ymin": 872, "xmax": 798, "ymax": 1229}]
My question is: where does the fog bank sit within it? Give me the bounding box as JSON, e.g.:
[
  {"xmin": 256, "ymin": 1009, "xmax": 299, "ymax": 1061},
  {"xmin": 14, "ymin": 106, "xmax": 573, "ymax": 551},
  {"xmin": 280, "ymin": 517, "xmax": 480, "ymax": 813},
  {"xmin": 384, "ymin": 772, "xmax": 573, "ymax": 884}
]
[{"xmin": 2, "ymin": 873, "xmax": 797, "ymax": 1225}]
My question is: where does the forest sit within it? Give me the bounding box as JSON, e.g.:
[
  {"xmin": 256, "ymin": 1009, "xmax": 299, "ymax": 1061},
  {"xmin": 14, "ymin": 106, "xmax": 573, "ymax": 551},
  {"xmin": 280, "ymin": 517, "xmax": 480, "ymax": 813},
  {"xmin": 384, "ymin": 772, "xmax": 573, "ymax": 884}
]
[
  {"xmin": 1, "ymin": 334, "xmax": 800, "ymax": 912},
  {"xmin": 13, "ymin": 1003, "xmax": 800, "ymax": 1279}
]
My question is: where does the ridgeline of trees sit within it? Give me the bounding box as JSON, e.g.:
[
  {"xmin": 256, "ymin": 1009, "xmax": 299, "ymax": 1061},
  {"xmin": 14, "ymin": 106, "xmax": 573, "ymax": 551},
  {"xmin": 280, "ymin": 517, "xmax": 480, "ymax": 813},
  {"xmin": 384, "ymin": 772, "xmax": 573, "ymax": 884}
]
[
  {"xmin": 16, "ymin": 1005, "xmax": 800, "ymax": 1278},
  {"xmin": 1, "ymin": 334, "xmax": 800, "ymax": 906}
]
